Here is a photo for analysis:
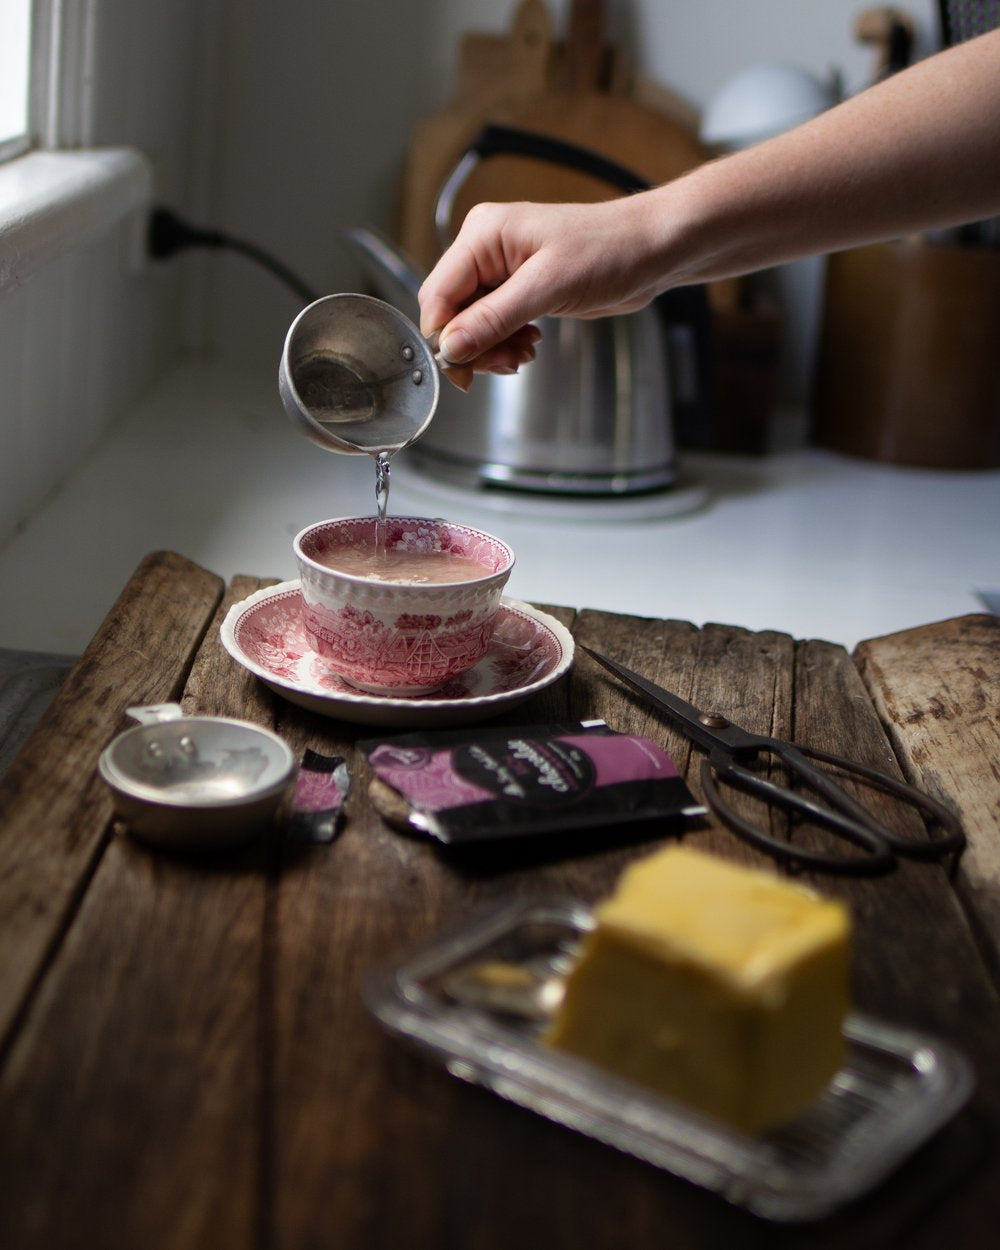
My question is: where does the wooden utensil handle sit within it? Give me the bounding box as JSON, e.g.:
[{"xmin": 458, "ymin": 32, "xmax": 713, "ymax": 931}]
[{"xmin": 567, "ymin": 0, "xmax": 608, "ymax": 91}]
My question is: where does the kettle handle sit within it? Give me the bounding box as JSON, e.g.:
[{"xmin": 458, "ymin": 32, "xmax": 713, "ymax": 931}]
[
  {"xmin": 434, "ymin": 123, "xmax": 716, "ymax": 448},
  {"xmin": 434, "ymin": 124, "xmax": 649, "ymax": 244}
]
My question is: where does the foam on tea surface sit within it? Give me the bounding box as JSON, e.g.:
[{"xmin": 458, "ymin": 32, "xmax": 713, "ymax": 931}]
[{"xmin": 316, "ymin": 544, "xmax": 490, "ymax": 584}]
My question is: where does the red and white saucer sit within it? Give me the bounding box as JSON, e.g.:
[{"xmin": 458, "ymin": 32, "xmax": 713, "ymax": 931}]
[{"xmin": 220, "ymin": 581, "xmax": 575, "ymax": 727}]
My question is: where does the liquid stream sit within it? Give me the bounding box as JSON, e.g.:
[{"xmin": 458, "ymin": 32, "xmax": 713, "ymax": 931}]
[
  {"xmin": 312, "ymin": 451, "xmax": 488, "ymax": 584},
  {"xmin": 374, "ymin": 450, "xmax": 390, "ymax": 559}
]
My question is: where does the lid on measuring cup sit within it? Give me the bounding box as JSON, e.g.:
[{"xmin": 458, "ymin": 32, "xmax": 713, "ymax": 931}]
[{"xmin": 278, "ymin": 293, "xmax": 440, "ymax": 455}]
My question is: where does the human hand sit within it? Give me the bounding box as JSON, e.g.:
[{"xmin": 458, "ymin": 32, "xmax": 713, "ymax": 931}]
[
  {"xmin": 418, "ymin": 195, "xmax": 667, "ymax": 380},
  {"xmin": 424, "ymin": 26, "xmax": 1000, "ymax": 392}
]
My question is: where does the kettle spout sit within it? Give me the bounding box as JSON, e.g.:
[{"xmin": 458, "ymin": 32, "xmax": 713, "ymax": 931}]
[{"xmin": 342, "ymin": 226, "xmax": 424, "ymax": 322}]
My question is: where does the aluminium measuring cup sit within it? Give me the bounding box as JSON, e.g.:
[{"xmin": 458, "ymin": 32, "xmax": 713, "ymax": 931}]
[{"xmin": 279, "ymin": 293, "xmax": 440, "ymax": 455}]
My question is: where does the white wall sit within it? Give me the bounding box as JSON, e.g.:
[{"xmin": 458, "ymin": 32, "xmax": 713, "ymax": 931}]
[{"xmin": 0, "ymin": 0, "xmax": 220, "ymax": 547}]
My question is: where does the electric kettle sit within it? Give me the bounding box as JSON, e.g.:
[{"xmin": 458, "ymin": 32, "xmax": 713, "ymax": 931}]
[{"xmin": 346, "ymin": 125, "xmax": 713, "ymax": 496}]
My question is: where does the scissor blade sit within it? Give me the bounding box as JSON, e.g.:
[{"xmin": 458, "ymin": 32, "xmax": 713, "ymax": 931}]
[{"xmin": 581, "ymin": 647, "xmax": 726, "ymax": 751}]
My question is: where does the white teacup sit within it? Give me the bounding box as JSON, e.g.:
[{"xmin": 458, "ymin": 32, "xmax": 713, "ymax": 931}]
[{"xmin": 294, "ymin": 516, "xmax": 515, "ymax": 695}]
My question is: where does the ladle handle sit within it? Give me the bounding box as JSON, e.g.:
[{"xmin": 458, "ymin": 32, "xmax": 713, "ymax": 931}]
[{"xmin": 434, "ymin": 124, "xmax": 650, "ymax": 248}]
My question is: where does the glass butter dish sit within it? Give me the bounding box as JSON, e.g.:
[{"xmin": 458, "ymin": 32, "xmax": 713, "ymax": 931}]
[{"xmin": 363, "ymin": 898, "xmax": 974, "ymax": 1222}]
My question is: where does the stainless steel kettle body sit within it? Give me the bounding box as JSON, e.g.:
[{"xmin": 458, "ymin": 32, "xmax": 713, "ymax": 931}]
[
  {"xmin": 347, "ymin": 126, "xmax": 711, "ymax": 496},
  {"xmin": 418, "ymin": 310, "xmax": 674, "ymax": 494}
]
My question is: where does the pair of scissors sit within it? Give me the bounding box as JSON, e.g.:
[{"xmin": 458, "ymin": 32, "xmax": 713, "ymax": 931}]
[{"xmin": 584, "ymin": 647, "xmax": 965, "ymax": 877}]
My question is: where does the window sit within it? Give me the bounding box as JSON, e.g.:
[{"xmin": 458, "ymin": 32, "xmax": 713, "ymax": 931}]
[
  {"xmin": 0, "ymin": 0, "xmax": 33, "ymax": 161},
  {"xmin": 0, "ymin": 0, "xmax": 151, "ymax": 299}
]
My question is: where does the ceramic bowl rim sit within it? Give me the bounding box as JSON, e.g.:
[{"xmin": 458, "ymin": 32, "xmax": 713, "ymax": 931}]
[{"xmin": 293, "ymin": 515, "xmax": 515, "ymax": 590}]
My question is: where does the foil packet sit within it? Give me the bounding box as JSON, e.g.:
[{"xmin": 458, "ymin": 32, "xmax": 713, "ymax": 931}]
[
  {"xmin": 362, "ymin": 721, "xmax": 705, "ymax": 846},
  {"xmin": 287, "ymin": 749, "xmax": 350, "ymax": 843}
]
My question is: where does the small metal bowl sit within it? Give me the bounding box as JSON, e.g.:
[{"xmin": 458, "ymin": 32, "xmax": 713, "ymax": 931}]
[
  {"xmin": 98, "ymin": 704, "xmax": 297, "ymax": 850},
  {"xmin": 278, "ymin": 292, "xmax": 440, "ymax": 456}
]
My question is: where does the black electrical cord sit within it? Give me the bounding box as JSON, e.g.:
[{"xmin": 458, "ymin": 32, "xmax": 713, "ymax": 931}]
[{"xmin": 147, "ymin": 206, "xmax": 320, "ymax": 305}]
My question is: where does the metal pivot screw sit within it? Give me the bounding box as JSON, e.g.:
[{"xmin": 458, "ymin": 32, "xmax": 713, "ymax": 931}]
[{"xmin": 401, "ymin": 342, "xmax": 424, "ymax": 384}]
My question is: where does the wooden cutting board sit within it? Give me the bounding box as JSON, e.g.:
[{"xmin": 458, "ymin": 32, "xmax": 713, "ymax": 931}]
[{"xmin": 396, "ymin": 0, "xmax": 708, "ymax": 271}]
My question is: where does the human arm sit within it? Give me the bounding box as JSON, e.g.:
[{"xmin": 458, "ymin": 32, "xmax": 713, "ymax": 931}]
[{"xmin": 418, "ymin": 28, "xmax": 1000, "ymax": 374}]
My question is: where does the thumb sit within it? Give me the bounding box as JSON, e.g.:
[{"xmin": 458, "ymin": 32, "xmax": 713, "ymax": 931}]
[{"xmin": 437, "ymin": 271, "xmax": 546, "ymax": 364}]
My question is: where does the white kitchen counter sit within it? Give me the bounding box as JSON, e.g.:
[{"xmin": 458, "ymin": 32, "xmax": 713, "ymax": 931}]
[{"xmin": 1, "ymin": 357, "xmax": 997, "ymax": 658}]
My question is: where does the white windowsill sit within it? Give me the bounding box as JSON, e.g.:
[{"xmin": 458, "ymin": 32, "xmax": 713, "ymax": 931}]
[{"xmin": 0, "ymin": 147, "xmax": 152, "ymax": 293}]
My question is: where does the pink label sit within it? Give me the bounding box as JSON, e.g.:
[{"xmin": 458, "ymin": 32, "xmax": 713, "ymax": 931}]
[
  {"xmin": 293, "ymin": 768, "xmax": 345, "ymax": 813},
  {"xmin": 574, "ymin": 734, "xmax": 680, "ymax": 785},
  {"xmin": 368, "ymin": 745, "xmax": 490, "ymax": 809},
  {"xmin": 368, "ymin": 733, "xmax": 679, "ymax": 813}
]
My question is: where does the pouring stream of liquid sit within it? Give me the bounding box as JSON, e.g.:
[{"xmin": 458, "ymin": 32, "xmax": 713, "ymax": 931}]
[{"xmin": 374, "ymin": 451, "xmax": 391, "ymax": 558}]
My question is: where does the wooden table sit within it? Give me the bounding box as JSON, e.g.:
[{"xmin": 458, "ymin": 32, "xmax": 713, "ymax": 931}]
[{"xmin": 2, "ymin": 551, "xmax": 999, "ymax": 1249}]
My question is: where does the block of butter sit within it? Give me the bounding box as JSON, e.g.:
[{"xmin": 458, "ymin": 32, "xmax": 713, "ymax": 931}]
[{"xmin": 542, "ymin": 845, "xmax": 852, "ymax": 1133}]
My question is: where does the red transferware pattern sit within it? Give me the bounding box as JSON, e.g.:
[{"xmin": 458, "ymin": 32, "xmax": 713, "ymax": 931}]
[{"xmin": 220, "ymin": 582, "xmax": 574, "ymax": 726}]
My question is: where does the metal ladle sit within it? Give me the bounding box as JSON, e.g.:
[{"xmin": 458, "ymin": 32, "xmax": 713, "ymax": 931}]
[{"xmin": 278, "ymin": 293, "xmax": 441, "ymax": 455}]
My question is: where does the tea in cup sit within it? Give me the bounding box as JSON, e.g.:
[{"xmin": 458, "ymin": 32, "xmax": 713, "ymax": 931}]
[{"xmin": 294, "ymin": 516, "xmax": 515, "ymax": 695}]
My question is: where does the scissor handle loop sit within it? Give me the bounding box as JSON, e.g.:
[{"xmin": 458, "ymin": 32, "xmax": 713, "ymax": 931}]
[
  {"xmin": 701, "ymin": 758, "xmax": 897, "ymax": 876},
  {"xmin": 791, "ymin": 743, "xmax": 966, "ymax": 860}
]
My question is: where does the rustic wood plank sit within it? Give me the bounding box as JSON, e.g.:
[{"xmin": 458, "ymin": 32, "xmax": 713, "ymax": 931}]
[
  {"xmin": 265, "ymin": 606, "xmax": 1000, "ymax": 1248},
  {"xmin": 565, "ymin": 617, "xmax": 1000, "ymax": 1245},
  {"xmin": 4, "ymin": 572, "xmax": 1000, "ymax": 1250},
  {"xmin": 784, "ymin": 636, "xmax": 1000, "ymax": 1248},
  {"xmin": 183, "ymin": 573, "xmax": 281, "ymax": 722},
  {"xmin": 687, "ymin": 622, "xmax": 798, "ymax": 868},
  {"xmin": 265, "ymin": 606, "xmax": 778, "ymax": 1250},
  {"xmin": 574, "ymin": 613, "xmax": 799, "ymax": 873},
  {"xmin": 261, "ymin": 615, "xmax": 816, "ymax": 1247},
  {"xmin": 0, "ymin": 550, "xmax": 223, "ymax": 1047},
  {"xmin": 791, "ymin": 636, "xmax": 930, "ymax": 854},
  {"xmin": 854, "ymin": 614, "xmax": 1000, "ymax": 977},
  {"xmin": 264, "ymin": 601, "xmax": 577, "ymax": 1248},
  {"xmin": 0, "ymin": 574, "xmax": 273, "ymax": 1250},
  {"xmin": 570, "ymin": 610, "xmax": 703, "ymax": 885}
]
